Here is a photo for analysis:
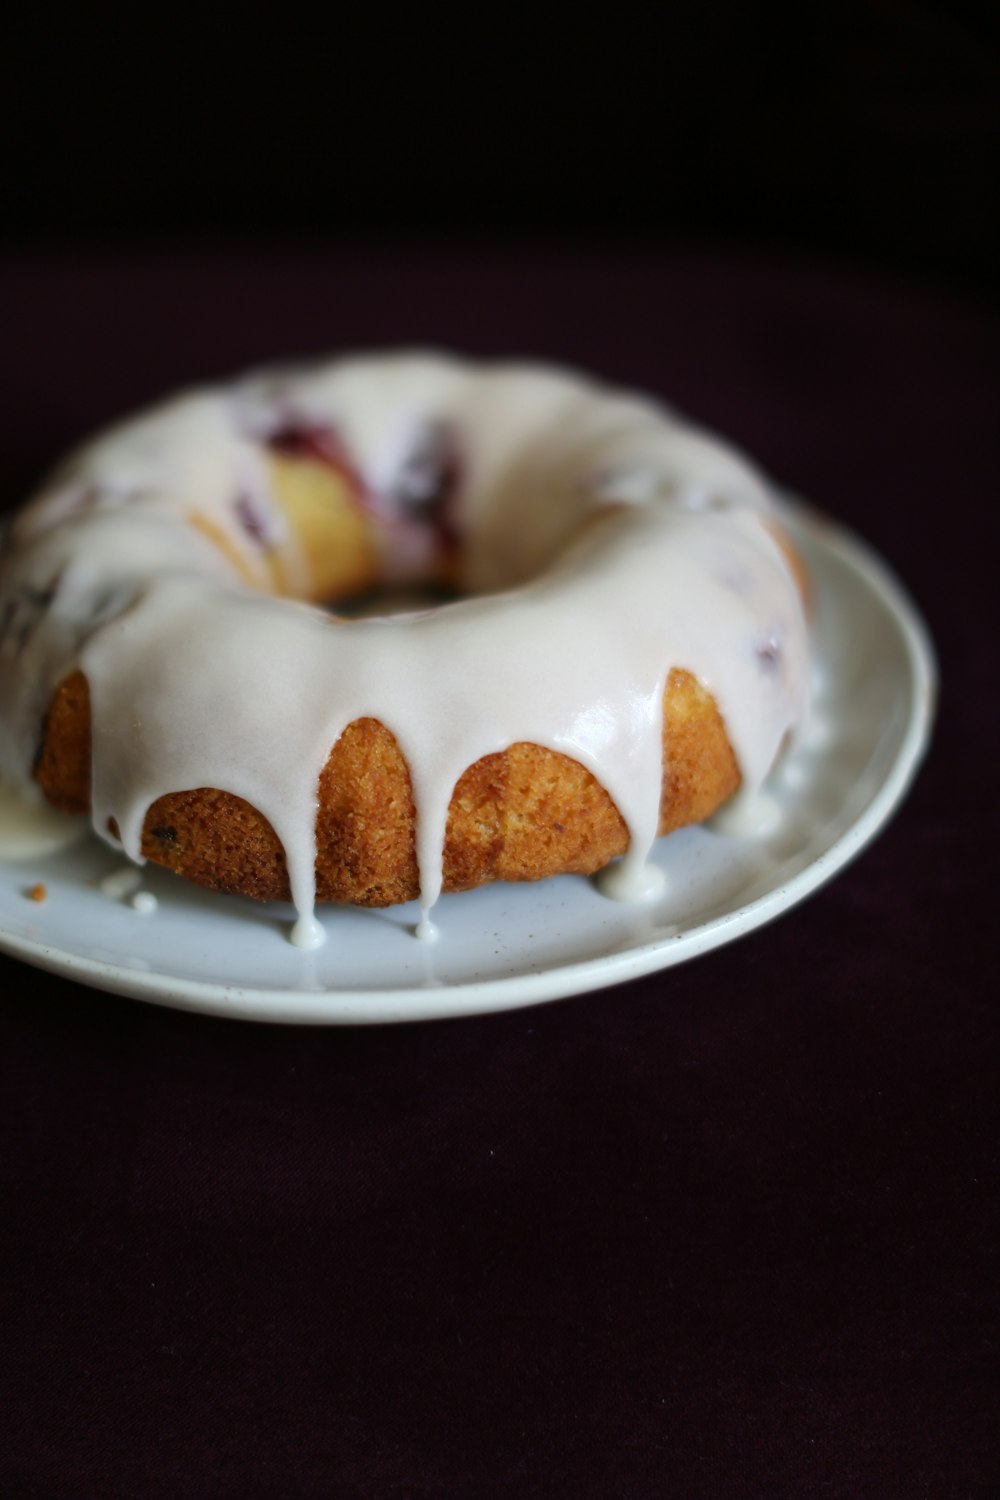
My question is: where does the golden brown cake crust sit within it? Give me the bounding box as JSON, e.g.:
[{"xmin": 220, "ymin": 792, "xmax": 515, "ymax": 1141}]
[{"xmin": 34, "ymin": 667, "xmax": 741, "ymax": 907}]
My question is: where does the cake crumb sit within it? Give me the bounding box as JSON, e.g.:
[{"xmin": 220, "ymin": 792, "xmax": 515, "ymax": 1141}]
[{"xmin": 27, "ymin": 883, "xmax": 47, "ymax": 903}]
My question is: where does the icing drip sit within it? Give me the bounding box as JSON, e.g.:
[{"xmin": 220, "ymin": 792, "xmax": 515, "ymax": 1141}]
[
  {"xmin": 100, "ymin": 867, "xmax": 142, "ymax": 900},
  {"xmin": 0, "ymin": 354, "xmax": 810, "ymax": 943},
  {"xmin": 290, "ymin": 914, "xmax": 325, "ymax": 950},
  {"xmin": 595, "ymin": 856, "xmax": 667, "ymax": 904},
  {"xmin": 0, "ymin": 780, "xmax": 88, "ymax": 861},
  {"xmin": 415, "ymin": 912, "xmax": 440, "ymax": 943},
  {"xmin": 710, "ymin": 786, "xmax": 784, "ymax": 838}
]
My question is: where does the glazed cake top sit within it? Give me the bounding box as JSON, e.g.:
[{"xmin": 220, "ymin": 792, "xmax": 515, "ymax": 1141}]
[{"xmin": 0, "ymin": 353, "xmax": 809, "ymax": 945}]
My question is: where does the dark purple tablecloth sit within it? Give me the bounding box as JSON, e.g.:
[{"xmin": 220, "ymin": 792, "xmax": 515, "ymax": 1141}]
[{"xmin": 1, "ymin": 247, "xmax": 996, "ymax": 1499}]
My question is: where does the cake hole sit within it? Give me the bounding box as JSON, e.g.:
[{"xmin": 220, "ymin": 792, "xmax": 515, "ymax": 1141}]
[
  {"xmin": 267, "ymin": 420, "xmax": 348, "ymax": 468},
  {"xmin": 333, "ymin": 583, "xmax": 462, "ymax": 620}
]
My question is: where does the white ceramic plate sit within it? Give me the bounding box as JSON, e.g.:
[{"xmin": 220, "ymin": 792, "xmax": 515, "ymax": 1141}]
[{"xmin": 0, "ymin": 500, "xmax": 935, "ymax": 1024}]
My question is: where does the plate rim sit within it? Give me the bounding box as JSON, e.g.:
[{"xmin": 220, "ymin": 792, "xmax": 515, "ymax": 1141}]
[{"xmin": 0, "ymin": 500, "xmax": 937, "ymax": 1024}]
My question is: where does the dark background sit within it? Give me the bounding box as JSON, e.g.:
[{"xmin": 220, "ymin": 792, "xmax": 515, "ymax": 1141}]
[
  {"xmin": 4, "ymin": 2, "xmax": 998, "ymax": 303},
  {"xmin": 2, "ymin": 4, "xmax": 999, "ymax": 1498}
]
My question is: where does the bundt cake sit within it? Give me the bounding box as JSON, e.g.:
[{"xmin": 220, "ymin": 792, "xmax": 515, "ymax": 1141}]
[{"xmin": 0, "ymin": 354, "xmax": 809, "ymax": 946}]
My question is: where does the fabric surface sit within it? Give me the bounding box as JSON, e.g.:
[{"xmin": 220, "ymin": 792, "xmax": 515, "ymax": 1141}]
[{"xmin": 0, "ymin": 248, "xmax": 996, "ymax": 1498}]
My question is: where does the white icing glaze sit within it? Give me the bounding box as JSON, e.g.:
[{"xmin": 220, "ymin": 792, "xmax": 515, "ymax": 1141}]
[
  {"xmin": 415, "ymin": 913, "xmax": 440, "ymax": 943},
  {"xmin": 290, "ymin": 913, "xmax": 325, "ymax": 951},
  {"xmin": 709, "ymin": 786, "xmax": 784, "ymax": 838},
  {"xmin": 595, "ymin": 857, "xmax": 668, "ymax": 905},
  {"xmin": 0, "ymin": 779, "xmax": 88, "ymax": 861},
  {"xmin": 0, "ymin": 353, "xmax": 809, "ymax": 940},
  {"xmin": 99, "ymin": 866, "xmax": 143, "ymax": 900}
]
